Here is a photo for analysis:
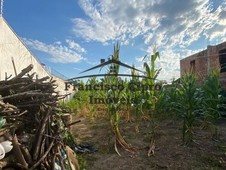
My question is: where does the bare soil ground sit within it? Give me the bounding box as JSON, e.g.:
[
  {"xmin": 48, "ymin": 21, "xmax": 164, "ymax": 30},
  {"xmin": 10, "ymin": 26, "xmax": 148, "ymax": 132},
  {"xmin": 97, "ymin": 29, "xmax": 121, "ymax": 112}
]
[{"xmin": 71, "ymin": 114, "xmax": 226, "ymax": 170}]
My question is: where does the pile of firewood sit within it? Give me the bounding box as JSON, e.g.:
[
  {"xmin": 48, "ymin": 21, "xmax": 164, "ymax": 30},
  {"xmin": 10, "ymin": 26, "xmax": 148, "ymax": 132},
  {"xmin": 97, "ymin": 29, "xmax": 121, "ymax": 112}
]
[{"xmin": 0, "ymin": 64, "xmax": 79, "ymax": 170}]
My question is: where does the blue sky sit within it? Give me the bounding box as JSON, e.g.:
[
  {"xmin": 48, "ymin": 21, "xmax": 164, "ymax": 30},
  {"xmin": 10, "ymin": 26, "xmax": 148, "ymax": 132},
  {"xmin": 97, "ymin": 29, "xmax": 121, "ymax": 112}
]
[{"xmin": 1, "ymin": 0, "xmax": 226, "ymax": 82}]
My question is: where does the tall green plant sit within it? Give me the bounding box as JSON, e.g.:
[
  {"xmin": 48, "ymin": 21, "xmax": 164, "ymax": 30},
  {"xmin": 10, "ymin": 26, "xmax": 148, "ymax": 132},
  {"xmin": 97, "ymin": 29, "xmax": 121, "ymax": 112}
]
[
  {"xmin": 105, "ymin": 43, "xmax": 136, "ymax": 155},
  {"xmin": 165, "ymin": 81, "xmax": 185, "ymax": 116},
  {"xmin": 142, "ymin": 49, "xmax": 161, "ymax": 156},
  {"xmin": 86, "ymin": 77, "xmax": 101, "ymax": 119},
  {"xmin": 178, "ymin": 73, "xmax": 202, "ymax": 145},
  {"xmin": 143, "ymin": 51, "xmax": 161, "ymax": 109},
  {"xmin": 201, "ymin": 69, "xmax": 224, "ymax": 138},
  {"xmin": 129, "ymin": 65, "xmax": 144, "ymax": 132}
]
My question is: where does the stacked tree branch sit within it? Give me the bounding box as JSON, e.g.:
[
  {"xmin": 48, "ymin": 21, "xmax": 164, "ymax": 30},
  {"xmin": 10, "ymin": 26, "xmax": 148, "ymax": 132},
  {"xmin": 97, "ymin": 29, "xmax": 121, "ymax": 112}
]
[{"xmin": 0, "ymin": 64, "xmax": 79, "ymax": 170}]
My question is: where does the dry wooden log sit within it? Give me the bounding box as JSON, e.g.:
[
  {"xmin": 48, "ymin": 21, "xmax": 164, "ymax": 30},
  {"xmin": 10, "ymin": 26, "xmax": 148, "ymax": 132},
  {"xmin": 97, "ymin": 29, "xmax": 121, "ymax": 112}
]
[
  {"xmin": 0, "ymin": 65, "xmax": 74, "ymax": 169},
  {"xmin": 15, "ymin": 98, "xmax": 56, "ymax": 107},
  {"xmin": 40, "ymin": 136, "xmax": 46, "ymax": 158},
  {"xmin": 12, "ymin": 135, "xmax": 28, "ymax": 169},
  {"xmin": 53, "ymin": 145, "xmax": 66, "ymax": 170},
  {"xmin": 3, "ymin": 110, "xmax": 27, "ymax": 118},
  {"xmin": 36, "ymin": 76, "xmax": 50, "ymax": 82},
  {"xmin": 32, "ymin": 107, "xmax": 51, "ymax": 161},
  {"xmin": 0, "ymin": 91, "xmax": 52, "ymax": 100},
  {"xmin": 11, "ymin": 57, "xmax": 17, "ymax": 76},
  {"xmin": 9, "ymin": 64, "xmax": 33, "ymax": 82},
  {"xmin": 67, "ymin": 120, "xmax": 82, "ymax": 127},
  {"xmin": 20, "ymin": 145, "xmax": 32, "ymax": 165},
  {"xmin": 0, "ymin": 101, "xmax": 17, "ymax": 110},
  {"xmin": 45, "ymin": 119, "xmax": 51, "ymax": 153},
  {"xmin": 5, "ymin": 74, "xmax": 12, "ymax": 80},
  {"xmin": 29, "ymin": 139, "xmax": 55, "ymax": 170},
  {"xmin": 27, "ymin": 72, "xmax": 36, "ymax": 79},
  {"xmin": 0, "ymin": 82, "xmax": 28, "ymax": 91},
  {"xmin": 1, "ymin": 109, "xmax": 18, "ymax": 114},
  {"xmin": 18, "ymin": 76, "xmax": 50, "ymax": 92}
]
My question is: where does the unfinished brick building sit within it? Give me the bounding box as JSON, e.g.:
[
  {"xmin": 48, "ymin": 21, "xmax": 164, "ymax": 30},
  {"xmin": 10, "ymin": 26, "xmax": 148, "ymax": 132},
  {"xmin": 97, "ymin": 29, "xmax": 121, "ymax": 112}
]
[{"xmin": 180, "ymin": 41, "xmax": 226, "ymax": 89}]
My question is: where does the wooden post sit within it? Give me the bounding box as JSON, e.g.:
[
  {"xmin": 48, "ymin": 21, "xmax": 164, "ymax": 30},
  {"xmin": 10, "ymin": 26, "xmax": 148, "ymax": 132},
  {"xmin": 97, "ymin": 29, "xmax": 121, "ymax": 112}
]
[{"xmin": 11, "ymin": 57, "xmax": 17, "ymax": 76}]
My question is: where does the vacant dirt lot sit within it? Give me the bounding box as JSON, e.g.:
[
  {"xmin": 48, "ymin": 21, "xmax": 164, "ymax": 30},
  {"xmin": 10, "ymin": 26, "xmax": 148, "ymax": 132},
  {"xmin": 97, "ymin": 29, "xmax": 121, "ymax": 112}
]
[{"xmin": 71, "ymin": 114, "xmax": 226, "ymax": 170}]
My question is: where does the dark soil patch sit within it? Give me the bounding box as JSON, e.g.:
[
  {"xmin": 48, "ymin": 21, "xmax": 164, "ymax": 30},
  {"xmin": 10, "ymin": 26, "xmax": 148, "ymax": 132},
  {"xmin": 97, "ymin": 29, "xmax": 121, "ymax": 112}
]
[{"xmin": 71, "ymin": 115, "xmax": 226, "ymax": 170}]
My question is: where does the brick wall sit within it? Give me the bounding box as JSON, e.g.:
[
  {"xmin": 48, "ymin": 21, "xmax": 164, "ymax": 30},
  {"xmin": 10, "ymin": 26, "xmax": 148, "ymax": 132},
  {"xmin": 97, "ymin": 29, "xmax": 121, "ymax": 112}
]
[
  {"xmin": 180, "ymin": 50, "xmax": 208, "ymax": 83},
  {"xmin": 180, "ymin": 41, "xmax": 226, "ymax": 88}
]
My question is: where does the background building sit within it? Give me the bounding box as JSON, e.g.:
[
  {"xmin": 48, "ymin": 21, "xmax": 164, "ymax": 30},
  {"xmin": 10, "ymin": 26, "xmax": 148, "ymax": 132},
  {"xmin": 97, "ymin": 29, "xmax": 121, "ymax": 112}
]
[{"xmin": 180, "ymin": 41, "xmax": 226, "ymax": 88}]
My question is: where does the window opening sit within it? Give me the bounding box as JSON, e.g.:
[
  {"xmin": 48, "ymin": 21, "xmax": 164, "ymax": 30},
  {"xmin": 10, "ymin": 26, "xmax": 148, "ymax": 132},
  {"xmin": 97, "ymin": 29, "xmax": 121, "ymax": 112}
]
[
  {"xmin": 190, "ymin": 60, "xmax": 196, "ymax": 73},
  {"xmin": 219, "ymin": 49, "xmax": 226, "ymax": 73}
]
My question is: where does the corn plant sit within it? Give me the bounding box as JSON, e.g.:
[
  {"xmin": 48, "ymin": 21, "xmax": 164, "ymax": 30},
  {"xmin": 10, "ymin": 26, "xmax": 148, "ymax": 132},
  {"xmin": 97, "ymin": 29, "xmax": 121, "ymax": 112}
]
[
  {"xmin": 201, "ymin": 69, "xmax": 225, "ymax": 138},
  {"xmin": 105, "ymin": 44, "xmax": 136, "ymax": 155},
  {"xmin": 128, "ymin": 65, "xmax": 144, "ymax": 132},
  {"xmin": 86, "ymin": 77, "xmax": 101, "ymax": 119},
  {"xmin": 154, "ymin": 83, "xmax": 173, "ymax": 117},
  {"xmin": 142, "ymin": 49, "xmax": 161, "ymax": 156},
  {"xmin": 143, "ymin": 51, "xmax": 161, "ymax": 110},
  {"xmin": 75, "ymin": 89, "xmax": 90, "ymax": 116},
  {"xmin": 165, "ymin": 81, "xmax": 185, "ymax": 116},
  {"xmin": 177, "ymin": 73, "xmax": 202, "ymax": 145}
]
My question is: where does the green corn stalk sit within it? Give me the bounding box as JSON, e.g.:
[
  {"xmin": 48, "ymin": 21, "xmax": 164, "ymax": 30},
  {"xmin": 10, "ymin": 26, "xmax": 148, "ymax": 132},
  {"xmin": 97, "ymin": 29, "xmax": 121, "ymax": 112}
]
[
  {"xmin": 71, "ymin": 80, "xmax": 91, "ymax": 115},
  {"xmin": 105, "ymin": 43, "xmax": 136, "ymax": 155},
  {"xmin": 165, "ymin": 81, "xmax": 185, "ymax": 117},
  {"xmin": 142, "ymin": 49, "xmax": 161, "ymax": 156},
  {"xmin": 154, "ymin": 84, "xmax": 168, "ymax": 115},
  {"xmin": 86, "ymin": 77, "xmax": 100, "ymax": 119},
  {"xmin": 129, "ymin": 64, "xmax": 144, "ymax": 132},
  {"xmin": 142, "ymin": 52, "xmax": 161, "ymax": 110},
  {"xmin": 178, "ymin": 73, "xmax": 202, "ymax": 145},
  {"xmin": 201, "ymin": 69, "xmax": 225, "ymax": 138}
]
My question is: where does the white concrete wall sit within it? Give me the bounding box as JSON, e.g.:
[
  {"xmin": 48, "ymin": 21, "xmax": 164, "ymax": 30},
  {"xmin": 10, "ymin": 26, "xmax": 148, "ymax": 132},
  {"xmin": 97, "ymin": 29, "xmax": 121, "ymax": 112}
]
[{"xmin": 0, "ymin": 16, "xmax": 74, "ymax": 98}]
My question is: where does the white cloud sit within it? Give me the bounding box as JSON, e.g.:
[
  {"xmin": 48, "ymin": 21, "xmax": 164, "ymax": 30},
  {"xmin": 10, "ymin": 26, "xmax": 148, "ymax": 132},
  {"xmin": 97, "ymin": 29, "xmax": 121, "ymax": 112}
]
[
  {"xmin": 23, "ymin": 38, "xmax": 85, "ymax": 63},
  {"xmin": 72, "ymin": 0, "xmax": 225, "ymax": 48},
  {"xmin": 203, "ymin": 4, "xmax": 226, "ymax": 41},
  {"xmin": 71, "ymin": 0, "xmax": 225, "ymax": 81},
  {"xmin": 66, "ymin": 39, "xmax": 86, "ymax": 53}
]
